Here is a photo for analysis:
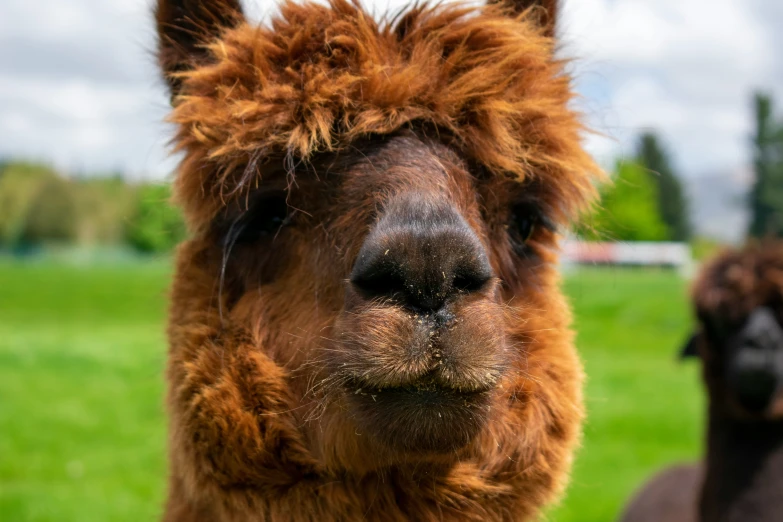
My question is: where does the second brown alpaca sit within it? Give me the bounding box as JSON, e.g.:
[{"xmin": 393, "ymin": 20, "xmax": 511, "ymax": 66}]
[{"xmin": 620, "ymin": 242, "xmax": 783, "ymax": 522}]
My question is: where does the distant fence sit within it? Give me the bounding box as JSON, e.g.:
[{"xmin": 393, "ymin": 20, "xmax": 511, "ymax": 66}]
[{"xmin": 561, "ymin": 241, "xmax": 694, "ymax": 277}]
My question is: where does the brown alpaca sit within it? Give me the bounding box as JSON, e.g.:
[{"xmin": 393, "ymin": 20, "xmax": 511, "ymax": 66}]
[
  {"xmin": 620, "ymin": 242, "xmax": 783, "ymax": 522},
  {"xmin": 156, "ymin": 0, "xmax": 601, "ymax": 520}
]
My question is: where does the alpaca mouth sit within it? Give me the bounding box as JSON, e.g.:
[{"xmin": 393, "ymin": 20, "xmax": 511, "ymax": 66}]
[
  {"xmin": 347, "ymin": 378, "xmax": 492, "ymax": 403},
  {"xmin": 345, "ymin": 377, "xmax": 493, "ymax": 453}
]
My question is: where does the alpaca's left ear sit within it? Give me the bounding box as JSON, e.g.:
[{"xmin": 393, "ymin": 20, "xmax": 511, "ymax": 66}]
[
  {"xmin": 156, "ymin": 0, "xmax": 245, "ymax": 99},
  {"xmin": 678, "ymin": 332, "xmax": 700, "ymax": 360},
  {"xmin": 488, "ymin": 0, "xmax": 558, "ymax": 38}
]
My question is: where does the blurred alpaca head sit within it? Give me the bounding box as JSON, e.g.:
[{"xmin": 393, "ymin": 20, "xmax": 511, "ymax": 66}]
[{"xmin": 684, "ymin": 242, "xmax": 783, "ymax": 419}]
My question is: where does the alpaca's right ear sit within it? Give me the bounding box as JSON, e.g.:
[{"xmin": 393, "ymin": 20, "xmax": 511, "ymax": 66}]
[
  {"xmin": 488, "ymin": 0, "xmax": 558, "ymax": 38},
  {"xmin": 156, "ymin": 0, "xmax": 245, "ymax": 99},
  {"xmin": 678, "ymin": 332, "xmax": 700, "ymax": 360}
]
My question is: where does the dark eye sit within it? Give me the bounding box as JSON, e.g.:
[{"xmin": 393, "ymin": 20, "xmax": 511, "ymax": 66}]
[
  {"xmin": 508, "ymin": 203, "xmax": 540, "ymax": 250},
  {"xmin": 701, "ymin": 313, "xmax": 739, "ymax": 344},
  {"xmin": 232, "ymin": 192, "xmax": 291, "ymax": 244}
]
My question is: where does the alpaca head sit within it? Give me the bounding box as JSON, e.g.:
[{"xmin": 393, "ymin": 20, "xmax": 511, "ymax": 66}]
[
  {"xmin": 158, "ymin": 0, "xmax": 600, "ymax": 514},
  {"xmin": 683, "ymin": 242, "xmax": 783, "ymax": 420}
]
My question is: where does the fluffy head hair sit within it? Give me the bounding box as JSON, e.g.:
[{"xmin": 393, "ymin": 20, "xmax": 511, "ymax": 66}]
[
  {"xmin": 167, "ymin": 0, "xmax": 597, "ymax": 232},
  {"xmin": 693, "ymin": 241, "xmax": 783, "ymax": 326}
]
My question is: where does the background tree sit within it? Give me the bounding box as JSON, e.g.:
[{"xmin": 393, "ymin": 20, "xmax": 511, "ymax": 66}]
[
  {"xmin": 0, "ymin": 161, "xmax": 59, "ymax": 248},
  {"xmin": 75, "ymin": 176, "xmax": 137, "ymax": 245},
  {"xmin": 579, "ymin": 159, "xmax": 669, "ymax": 242},
  {"xmin": 125, "ymin": 183, "xmax": 187, "ymax": 253},
  {"xmin": 0, "ymin": 161, "xmax": 187, "ymax": 254},
  {"xmin": 636, "ymin": 131, "xmax": 691, "ymax": 241},
  {"xmin": 748, "ymin": 92, "xmax": 783, "ymax": 238},
  {"xmin": 20, "ymin": 177, "xmax": 80, "ymax": 244}
]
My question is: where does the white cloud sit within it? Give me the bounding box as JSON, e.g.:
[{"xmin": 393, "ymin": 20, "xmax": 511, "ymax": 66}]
[
  {"xmin": 561, "ymin": 0, "xmax": 780, "ymax": 175},
  {"xmin": 0, "ymin": 0, "xmax": 172, "ymax": 177},
  {"xmin": 0, "ymin": 0, "xmax": 781, "ymax": 180}
]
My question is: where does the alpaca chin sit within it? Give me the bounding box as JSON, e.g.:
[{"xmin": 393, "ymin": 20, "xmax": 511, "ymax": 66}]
[{"xmin": 345, "ymin": 380, "xmax": 494, "ymax": 453}]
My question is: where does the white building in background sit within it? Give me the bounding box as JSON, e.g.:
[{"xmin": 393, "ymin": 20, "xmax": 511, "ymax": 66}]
[{"xmin": 561, "ymin": 240, "xmax": 695, "ymax": 278}]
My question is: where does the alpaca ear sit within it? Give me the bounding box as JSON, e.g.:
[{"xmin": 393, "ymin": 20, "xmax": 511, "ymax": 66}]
[
  {"xmin": 679, "ymin": 332, "xmax": 700, "ymax": 360},
  {"xmin": 156, "ymin": 0, "xmax": 245, "ymax": 98},
  {"xmin": 488, "ymin": 0, "xmax": 558, "ymax": 38}
]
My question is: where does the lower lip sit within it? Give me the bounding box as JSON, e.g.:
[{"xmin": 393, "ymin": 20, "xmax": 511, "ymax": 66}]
[
  {"xmin": 345, "ymin": 382, "xmax": 492, "ymax": 452},
  {"xmin": 347, "ymin": 379, "xmax": 491, "ymax": 407}
]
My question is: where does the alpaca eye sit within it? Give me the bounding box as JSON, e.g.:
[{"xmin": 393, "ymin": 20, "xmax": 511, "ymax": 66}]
[
  {"xmin": 234, "ymin": 193, "xmax": 291, "ymax": 244},
  {"xmin": 509, "ymin": 203, "xmax": 539, "ymax": 248},
  {"xmin": 701, "ymin": 314, "xmax": 738, "ymax": 345}
]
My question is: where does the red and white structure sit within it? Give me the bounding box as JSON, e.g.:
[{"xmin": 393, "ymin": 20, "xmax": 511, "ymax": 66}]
[{"xmin": 560, "ymin": 241, "xmax": 694, "ymax": 276}]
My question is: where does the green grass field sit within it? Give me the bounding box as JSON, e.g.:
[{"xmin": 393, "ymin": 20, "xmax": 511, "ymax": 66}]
[{"xmin": 0, "ymin": 260, "xmax": 704, "ymax": 521}]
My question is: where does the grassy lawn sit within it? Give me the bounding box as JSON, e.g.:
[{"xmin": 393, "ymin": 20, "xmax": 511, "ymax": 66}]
[
  {"xmin": 0, "ymin": 261, "xmax": 704, "ymax": 521},
  {"xmin": 550, "ymin": 270, "xmax": 702, "ymax": 521},
  {"xmin": 0, "ymin": 260, "xmax": 170, "ymax": 521}
]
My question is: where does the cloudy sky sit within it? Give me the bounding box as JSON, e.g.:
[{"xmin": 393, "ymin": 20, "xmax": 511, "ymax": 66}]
[{"xmin": 1, "ymin": 0, "xmax": 781, "ymax": 181}]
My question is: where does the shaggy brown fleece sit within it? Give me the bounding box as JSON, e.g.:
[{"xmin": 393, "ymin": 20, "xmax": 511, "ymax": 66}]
[{"xmin": 158, "ymin": 0, "xmax": 602, "ymax": 520}]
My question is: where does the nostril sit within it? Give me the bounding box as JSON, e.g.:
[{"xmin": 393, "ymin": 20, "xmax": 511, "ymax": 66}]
[
  {"xmin": 352, "ymin": 261, "xmax": 490, "ymax": 310},
  {"xmin": 452, "ymin": 268, "xmax": 491, "ymax": 293},
  {"xmin": 351, "ymin": 265, "xmax": 407, "ymax": 300},
  {"xmin": 733, "ymin": 367, "xmax": 777, "ymax": 413},
  {"xmin": 730, "ymin": 347, "xmax": 779, "ymax": 413}
]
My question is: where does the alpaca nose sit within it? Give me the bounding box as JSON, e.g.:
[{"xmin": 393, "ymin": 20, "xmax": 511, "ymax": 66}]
[
  {"xmin": 740, "ymin": 307, "xmax": 783, "ymax": 352},
  {"xmin": 350, "ymin": 195, "xmax": 492, "ymax": 312}
]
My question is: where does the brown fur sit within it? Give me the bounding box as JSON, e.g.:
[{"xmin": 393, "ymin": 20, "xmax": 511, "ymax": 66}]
[
  {"xmin": 158, "ymin": 0, "xmax": 603, "ymax": 520},
  {"xmin": 619, "ymin": 464, "xmax": 702, "ymax": 522}
]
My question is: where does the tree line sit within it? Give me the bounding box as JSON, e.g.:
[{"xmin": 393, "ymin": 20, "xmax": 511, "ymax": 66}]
[
  {"xmin": 0, "ymin": 161, "xmax": 185, "ymax": 254},
  {"xmin": 580, "ymin": 131, "xmax": 690, "ymax": 242},
  {"xmin": 584, "ymin": 90, "xmax": 783, "ymax": 243}
]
